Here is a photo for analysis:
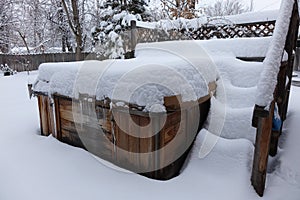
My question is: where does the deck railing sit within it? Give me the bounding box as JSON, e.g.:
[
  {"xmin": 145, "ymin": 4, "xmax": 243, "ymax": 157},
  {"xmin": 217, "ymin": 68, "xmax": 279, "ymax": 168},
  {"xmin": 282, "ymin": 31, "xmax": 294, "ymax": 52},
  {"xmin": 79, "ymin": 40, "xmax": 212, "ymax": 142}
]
[{"xmin": 251, "ymin": 0, "xmax": 299, "ymax": 196}]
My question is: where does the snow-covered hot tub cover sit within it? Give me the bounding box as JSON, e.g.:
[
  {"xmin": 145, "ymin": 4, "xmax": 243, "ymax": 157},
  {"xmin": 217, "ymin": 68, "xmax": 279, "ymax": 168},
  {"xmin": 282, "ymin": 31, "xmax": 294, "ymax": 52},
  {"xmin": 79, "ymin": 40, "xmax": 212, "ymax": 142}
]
[
  {"xmin": 33, "ymin": 38, "xmax": 273, "ymax": 112},
  {"xmin": 33, "ymin": 41, "xmax": 217, "ymax": 112}
]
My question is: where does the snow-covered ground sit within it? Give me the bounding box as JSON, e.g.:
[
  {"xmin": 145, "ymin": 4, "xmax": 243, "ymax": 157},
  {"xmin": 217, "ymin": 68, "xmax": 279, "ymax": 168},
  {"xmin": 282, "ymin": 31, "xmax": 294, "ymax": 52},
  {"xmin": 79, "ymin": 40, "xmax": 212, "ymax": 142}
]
[{"xmin": 0, "ymin": 66, "xmax": 300, "ymax": 200}]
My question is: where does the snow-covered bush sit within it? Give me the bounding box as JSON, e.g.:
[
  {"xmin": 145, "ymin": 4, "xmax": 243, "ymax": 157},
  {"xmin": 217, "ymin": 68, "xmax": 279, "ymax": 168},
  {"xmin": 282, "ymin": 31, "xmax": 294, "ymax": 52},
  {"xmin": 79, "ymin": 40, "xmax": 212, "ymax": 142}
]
[
  {"xmin": 0, "ymin": 64, "xmax": 16, "ymax": 76},
  {"xmin": 105, "ymin": 31, "xmax": 125, "ymax": 59},
  {"xmin": 91, "ymin": 0, "xmax": 151, "ymax": 59}
]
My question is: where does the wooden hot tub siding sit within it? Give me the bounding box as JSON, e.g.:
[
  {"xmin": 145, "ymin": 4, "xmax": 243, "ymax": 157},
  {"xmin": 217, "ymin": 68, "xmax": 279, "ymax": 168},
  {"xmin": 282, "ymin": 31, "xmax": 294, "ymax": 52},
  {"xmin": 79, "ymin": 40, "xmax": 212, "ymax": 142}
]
[
  {"xmin": 52, "ymin": 94, "xmax": 211, "ymax": 180},
  {"xmin": 36, "ymin": 94, "xmax": 55, "ymax": 137}
]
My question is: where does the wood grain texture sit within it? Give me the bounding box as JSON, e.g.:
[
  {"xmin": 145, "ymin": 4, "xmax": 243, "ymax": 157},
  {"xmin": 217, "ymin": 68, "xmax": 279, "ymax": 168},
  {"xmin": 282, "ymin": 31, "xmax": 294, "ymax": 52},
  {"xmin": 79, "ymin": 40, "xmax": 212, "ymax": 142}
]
[{"xmin": 50, "ymin": 92, "xmax": 210, "ymax": 179}]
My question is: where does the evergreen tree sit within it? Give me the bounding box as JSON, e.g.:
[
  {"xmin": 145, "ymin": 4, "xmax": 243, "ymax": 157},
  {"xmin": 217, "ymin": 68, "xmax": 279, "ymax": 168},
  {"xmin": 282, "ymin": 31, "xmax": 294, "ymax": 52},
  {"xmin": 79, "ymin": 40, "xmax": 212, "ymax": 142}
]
[{"xmin": 92, "ymin": 0, "xmax": 150, "ymax": 58}]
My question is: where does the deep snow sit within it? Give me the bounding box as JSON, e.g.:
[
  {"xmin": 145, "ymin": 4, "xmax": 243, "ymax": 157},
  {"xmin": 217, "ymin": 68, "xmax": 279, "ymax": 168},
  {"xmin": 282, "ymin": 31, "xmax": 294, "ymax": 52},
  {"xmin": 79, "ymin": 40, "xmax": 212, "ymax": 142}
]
[{"xmin": 0, "ymin": 67, "xmax": 300, "ymax": 200}]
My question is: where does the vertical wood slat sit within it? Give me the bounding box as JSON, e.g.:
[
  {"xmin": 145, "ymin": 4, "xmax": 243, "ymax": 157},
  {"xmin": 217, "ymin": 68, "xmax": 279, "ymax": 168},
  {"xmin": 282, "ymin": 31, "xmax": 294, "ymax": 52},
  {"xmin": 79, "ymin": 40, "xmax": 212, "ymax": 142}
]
[
  {"xmin": 130, "ymin": 20, "xmax": 137, "ymax": 52},
  {"xmin": 152, "ymin": 113, "xmax": 161, "ymax": 177},
  {"xmin": 116, "ymin": 110, "xmax": 130, "ymax": 169},
  {"xmin": 251, "ymin": 102, "xmax": 274, "ymax": 197},
  {"xmin": 48, "ymin": 92, "xmax": 210, "ymax": 180},
  {"xmin": 128, "ymin": 114, "xmax": 140, "ymax": 171},
  {"xmin": 37, "ymin": 95, "xmax": 55, "ymax": 137},
  {"xmin": 37, "ymin": 95, "xmax": 49, "ymax": 136},
  {"xmin": 54, "ymin": 96, "xmax": 62, "ymax": 141},
  {"xmin": 47, "ymin": 98, "xmax": 55, "ymax": 136},
  {"xmin": 138, "ymin": 115, "xmax": 153, "ymax": 173}
]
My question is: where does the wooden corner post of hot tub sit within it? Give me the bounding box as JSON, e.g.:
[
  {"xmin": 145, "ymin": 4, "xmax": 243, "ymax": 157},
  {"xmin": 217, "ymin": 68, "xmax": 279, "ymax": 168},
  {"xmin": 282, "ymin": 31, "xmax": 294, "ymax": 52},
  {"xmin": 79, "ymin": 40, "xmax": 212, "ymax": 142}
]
[{"xmin": 37, "ymin": 94, "xmax": 55, "ymax": 137}]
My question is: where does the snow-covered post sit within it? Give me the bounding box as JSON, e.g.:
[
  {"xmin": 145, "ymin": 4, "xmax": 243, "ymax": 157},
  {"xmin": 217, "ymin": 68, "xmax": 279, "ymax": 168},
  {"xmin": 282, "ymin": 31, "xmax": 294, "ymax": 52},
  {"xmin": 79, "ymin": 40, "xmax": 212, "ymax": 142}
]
[
  {"xmin": 130, "ymin": 20, "xmax": 137, "ymax": 58},
  {"xmin": 255, "ymin": 0, "xmax": 295, "ymax": 107},
  {"xmin": 280, "ymin": 2, "xmax": 300, "ymax": 121},
  {"xmin": 251, "ymin": 0, "xmax": 299, "ymax": 196}
]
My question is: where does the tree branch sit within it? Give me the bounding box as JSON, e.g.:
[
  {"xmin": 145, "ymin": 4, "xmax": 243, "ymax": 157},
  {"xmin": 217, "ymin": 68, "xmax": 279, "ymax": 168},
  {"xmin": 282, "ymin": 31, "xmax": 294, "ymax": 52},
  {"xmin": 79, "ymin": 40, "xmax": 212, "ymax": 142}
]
[
  {"xmin": 17, "ymin": 31, "xmax": 30, "ymax": 53},
  {"xmin": 61, "ymin": 0, "xmax": 77, "ymax": 36}
]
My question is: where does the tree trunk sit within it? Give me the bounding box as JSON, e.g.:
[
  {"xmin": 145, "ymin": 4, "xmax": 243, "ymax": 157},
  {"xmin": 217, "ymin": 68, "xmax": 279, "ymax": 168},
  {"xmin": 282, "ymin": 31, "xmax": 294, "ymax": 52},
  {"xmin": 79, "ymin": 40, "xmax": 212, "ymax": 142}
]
[
  {"xmin": 71, "ymin": 0, "xmax": 83, "ymax": 60},
  {"xmin": 61, "ymin": 0, "xmax": 83, "ymax": 60},
  {"xmin": 18, "ymin": 31, "xmax": 30, "ymax": 53}
]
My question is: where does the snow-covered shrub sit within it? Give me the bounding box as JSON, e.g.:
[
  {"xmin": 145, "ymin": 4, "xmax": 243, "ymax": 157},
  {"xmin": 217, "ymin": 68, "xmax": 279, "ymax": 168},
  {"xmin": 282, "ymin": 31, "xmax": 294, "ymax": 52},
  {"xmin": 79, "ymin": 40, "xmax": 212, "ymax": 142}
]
[
  {"xmin": 0, "ymin": 64, "xmax": 16, "ymax": 76},
  {"xmin": 105, "ymin": 31, "xmax": 125, "ymax": 59},
  {"xmin": 91, "ymin": 0, "xmax": 151, "ymax": 59}
]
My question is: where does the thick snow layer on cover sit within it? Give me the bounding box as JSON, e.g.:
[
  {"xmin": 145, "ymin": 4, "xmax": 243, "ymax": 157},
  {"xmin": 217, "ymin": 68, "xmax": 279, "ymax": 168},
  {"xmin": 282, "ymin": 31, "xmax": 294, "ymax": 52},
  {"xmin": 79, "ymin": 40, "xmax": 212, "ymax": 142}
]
[
  {"xmin": 199, "ymin": 37, "xmax": 272, "ymax": 58},
  {"xmin": 1, "ymin": 72, "xmax": 300, "ymax": 199},
  {"xmin": 34, "ymin": 41, "xmax": 218, "ymax": 112},
  {"xmin": 34, "ymin": 37, "xmax": 272, "ymax": 112},
  {"xmin": 136, "ymin": 37, "xmax": 272, "ymax": 59},
  {"xmin": 33, "ymin": 61, "xmax": 84, "ymax": 94},
  {"xmin": 255, "ymin": 0, "xmax": 294, "ymax": 107}
]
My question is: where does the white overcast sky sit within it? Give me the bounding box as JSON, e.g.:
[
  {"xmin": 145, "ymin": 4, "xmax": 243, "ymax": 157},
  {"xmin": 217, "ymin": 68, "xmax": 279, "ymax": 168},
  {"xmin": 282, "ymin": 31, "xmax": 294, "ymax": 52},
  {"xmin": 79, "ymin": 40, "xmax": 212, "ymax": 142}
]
[{"xmin": 198, "ymin": 0, "xmax": 281, "ymax": 11}]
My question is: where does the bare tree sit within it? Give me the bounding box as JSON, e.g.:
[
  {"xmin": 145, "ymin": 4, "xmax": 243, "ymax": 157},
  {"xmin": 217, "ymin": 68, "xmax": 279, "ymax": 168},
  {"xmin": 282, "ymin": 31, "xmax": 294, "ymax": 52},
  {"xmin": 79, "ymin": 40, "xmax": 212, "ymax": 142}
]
[
  {"xmin": 47, "ymin": 0, "xmax": 74, "ymax": 52},
  {"xmin": 61, "ymin": 0, "xmax": 84, "ymax": 60},
  {"xmin": 9, "ymin": 0, "xmax": 52, "ymax": 54},
  {"xmin": 161, "ymin": 0, "xmax": 199, "ymax": 19},
  {"xmin": 1, "ymin": 0, "xmax": 161, "ymax": 55},
  {"xmin": 0, "ymin": 0, "xmax": 13, "ymax": 53},
  {"xmin": 206, "ymin": 0, "xmax": 251, "ymax": 17}
]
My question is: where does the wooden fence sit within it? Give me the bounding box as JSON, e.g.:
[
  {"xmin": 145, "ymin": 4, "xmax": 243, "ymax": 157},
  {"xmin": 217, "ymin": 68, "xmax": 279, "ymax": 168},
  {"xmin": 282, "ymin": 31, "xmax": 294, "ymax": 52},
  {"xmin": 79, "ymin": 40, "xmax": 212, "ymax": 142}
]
[
  {"xmin": 1, "ymin": 19, "xmax": 276, "ymax": 72},
  {"xmin": 0, "ymin": 52, "xmax": 102, "ymax": 72}
]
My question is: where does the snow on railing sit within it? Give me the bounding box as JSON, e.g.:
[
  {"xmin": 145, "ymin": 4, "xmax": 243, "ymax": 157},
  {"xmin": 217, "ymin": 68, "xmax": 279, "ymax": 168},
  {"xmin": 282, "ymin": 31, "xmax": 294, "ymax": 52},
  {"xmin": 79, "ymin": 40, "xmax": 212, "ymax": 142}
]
[
  {"xmin": 251, "ymin": 0, "xmax": 299, "ymax": 197},
  {"xmin": 255, "ymin": 0, "xmax": 295, "ymax": 107},
  {"xmin": 136, "ymin": 10, "xmax": 278, "ymax": 31}
]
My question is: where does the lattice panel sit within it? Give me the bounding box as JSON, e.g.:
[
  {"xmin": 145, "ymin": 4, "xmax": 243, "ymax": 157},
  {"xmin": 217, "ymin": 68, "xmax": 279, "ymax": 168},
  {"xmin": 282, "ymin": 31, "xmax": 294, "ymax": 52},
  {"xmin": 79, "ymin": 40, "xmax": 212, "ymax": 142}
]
[
  {"xmin": 137, "ymin": 28, "xmax": 161, "ymax": 43},
  {"xmin": 136, "ymin": 28, "xmax": 190, "ymax": 44},
  {"xmin": 136, "ymin": 20, "xmax": 276, "ymax": 44}
]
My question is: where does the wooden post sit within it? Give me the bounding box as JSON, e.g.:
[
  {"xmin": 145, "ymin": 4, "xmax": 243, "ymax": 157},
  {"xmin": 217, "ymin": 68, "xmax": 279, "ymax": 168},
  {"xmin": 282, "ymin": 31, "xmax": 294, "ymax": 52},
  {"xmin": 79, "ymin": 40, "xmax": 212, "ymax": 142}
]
[
  {"xmin": 37, "ymin": 95, "xmax": 53, "ymax": 136},
  {"xmin": 269, "ymin": 130, "xmax": 280, "ymax": 156},
  {"xmin": 54, "ymin": 95, "xmax": 62, "ymax": 140},
  {"xmin": 282, "ymin": 0, "xmax": 299, "ymax": 120},
  {"xmin": 251, "ymin": 103, "xmax": 274, "ymax": 197},
  {"xmin": 130, "ymin": 20, "xmax": 137, "ymax": 58},
  {"xmin": 294, "ymin": 47, "xmax": 300, "ymax": 71}
]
